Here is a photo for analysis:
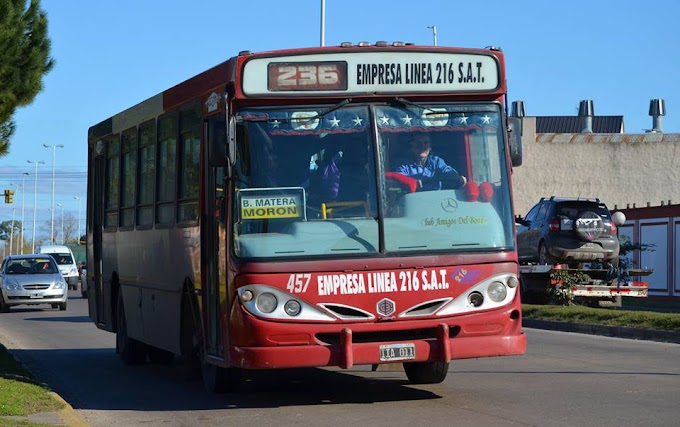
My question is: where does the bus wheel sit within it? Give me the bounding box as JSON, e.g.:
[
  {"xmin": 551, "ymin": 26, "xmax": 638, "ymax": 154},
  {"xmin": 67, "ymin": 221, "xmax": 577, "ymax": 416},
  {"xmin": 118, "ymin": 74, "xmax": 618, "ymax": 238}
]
[
  {"xmin": 116, "ymin": 293, "xmax": 147, "ymax": 365},
  {"xmin": 147, "ymin": 346, "xmax": 175, "ymax": 364},
  {"xmin": 202, "ymin": 363, "xmax": 242, "ymax": 394},
  {"xmin": 403, "ymin": 361, "xmax": 449, "ymax": 384}
]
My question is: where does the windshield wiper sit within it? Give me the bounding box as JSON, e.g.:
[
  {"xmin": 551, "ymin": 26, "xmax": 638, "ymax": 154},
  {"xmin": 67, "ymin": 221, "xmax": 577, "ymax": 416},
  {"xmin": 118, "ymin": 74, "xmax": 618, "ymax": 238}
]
[
  {"xmin": 393, "ymin": 97, "xmax": 428, "ymax": 111},
  {"xmin": 239, "ymin": 98, "xmax": 352, "ymax": 123}
]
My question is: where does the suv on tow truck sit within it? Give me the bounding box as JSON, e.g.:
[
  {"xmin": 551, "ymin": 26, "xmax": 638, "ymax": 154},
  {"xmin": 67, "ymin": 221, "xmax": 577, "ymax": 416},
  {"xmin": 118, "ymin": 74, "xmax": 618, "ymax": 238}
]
[{"xmin": 516, "ymin": 197, "xmax": 623, "ymax": 268}]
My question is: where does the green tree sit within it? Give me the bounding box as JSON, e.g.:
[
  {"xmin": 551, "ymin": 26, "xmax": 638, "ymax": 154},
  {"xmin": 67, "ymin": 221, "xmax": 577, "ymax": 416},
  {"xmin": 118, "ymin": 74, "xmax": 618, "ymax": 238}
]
[{"xmin": 0, "ymin": 0, "xmax": 54, "ymax": 154}]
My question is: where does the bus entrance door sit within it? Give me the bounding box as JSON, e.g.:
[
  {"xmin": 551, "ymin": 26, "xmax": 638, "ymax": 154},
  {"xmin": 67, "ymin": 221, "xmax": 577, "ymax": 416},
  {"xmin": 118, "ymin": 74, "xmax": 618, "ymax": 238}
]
[
  {"xmin": 202, "ymin": 119, "xmax": 226, "ymax": 358},
  {"xmin": 90, "ymin": 150, "xmax": 106, "ymax": 328}
]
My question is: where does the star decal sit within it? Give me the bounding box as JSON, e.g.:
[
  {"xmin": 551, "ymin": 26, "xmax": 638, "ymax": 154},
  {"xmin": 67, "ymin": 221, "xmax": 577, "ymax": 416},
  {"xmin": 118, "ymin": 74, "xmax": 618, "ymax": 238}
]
[
  {"xmin": 270, "ymin": 119, "xmax": 281, "ymax": 128},
  {"xmin": 379, "ymin": 116, "xmax": 390, "ymax": 126},
  {"xmin": 328, "ymin": 116, "xmax": 340, "ymax": 127},
  {"xmin": 481, "ymin": 115, "xmax": 491, "ymax": 124},
  {"xmin": 457, "ymin": 115, "xmax": 468, "ymax": 125},
  {"xmin": 352, "ymin": 116, "xmax": 363, "ymax": 126},
  {"xmin": 401, "ymin": 115, "xmax": 413, "ymax": 126}
]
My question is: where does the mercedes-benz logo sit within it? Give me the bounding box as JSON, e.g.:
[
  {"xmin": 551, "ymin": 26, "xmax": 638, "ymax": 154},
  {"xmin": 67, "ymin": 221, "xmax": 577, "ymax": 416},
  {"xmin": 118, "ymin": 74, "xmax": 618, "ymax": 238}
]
[{"xmin": 441, "ymin": 198, "xmax": 458, "ymax": 213}]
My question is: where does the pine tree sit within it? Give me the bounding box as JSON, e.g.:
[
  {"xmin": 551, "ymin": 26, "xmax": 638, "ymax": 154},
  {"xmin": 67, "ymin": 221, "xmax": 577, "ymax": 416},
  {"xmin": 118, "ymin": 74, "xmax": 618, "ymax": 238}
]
[{"xmin": 0, "ymin": 0, "xmax": 54, "ymax": 155}]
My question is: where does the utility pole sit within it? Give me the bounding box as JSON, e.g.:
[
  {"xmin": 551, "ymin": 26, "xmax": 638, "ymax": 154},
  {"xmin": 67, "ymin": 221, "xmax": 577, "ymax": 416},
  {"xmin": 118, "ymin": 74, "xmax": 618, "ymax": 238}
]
[
  {"xmin": 28, "ymin": 159, "xmax": 45, "ymax": 253},
  {"xmin": 427, "ymin": 25, "xmax": 437, "ymax": 46},
  {"xmin": 74, "ymin": 196, "xmax": 82, "ymax": 242},
  {"xmin": 44, "ymin": 143, "xmax": 64, "ymax": 243},
  {"xmin": 21, "ymin": 172, "xmax": 28, "ymax": 254},
  {"xmin": 8, "ymin": 183, "xmax": 18, "ymax": 254},
  {"xmin": 320, "ymin": 0, "xmax": 326, "ymax": 47},
  {"xmin": 57, "ymin": 203, "xmax": 64, "ymax": 245}
]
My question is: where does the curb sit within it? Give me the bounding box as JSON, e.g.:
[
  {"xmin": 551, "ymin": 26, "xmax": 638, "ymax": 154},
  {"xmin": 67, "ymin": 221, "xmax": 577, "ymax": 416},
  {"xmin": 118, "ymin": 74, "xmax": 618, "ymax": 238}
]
[
  {"xmin": 523, "ymin": 318, "xmax": 680, "ymax": 344},
  {"xmin": 51, "ymin": 392, "xmax": 90, "ymax": 427}
]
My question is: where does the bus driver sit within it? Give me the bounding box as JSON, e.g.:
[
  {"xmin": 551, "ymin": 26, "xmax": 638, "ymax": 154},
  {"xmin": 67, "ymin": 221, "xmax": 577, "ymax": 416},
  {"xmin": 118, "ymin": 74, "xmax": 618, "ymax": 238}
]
[{"xmin": 395, "ymin": 134, "xmax": 467, "ymax": 191}]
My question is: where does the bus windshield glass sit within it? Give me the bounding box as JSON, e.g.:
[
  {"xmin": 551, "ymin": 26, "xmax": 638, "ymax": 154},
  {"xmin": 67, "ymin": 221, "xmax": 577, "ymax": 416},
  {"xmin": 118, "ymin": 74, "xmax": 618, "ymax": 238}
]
[{"xmin": 233, "ymin": 102, "xmax": 514, "ymax": 259}]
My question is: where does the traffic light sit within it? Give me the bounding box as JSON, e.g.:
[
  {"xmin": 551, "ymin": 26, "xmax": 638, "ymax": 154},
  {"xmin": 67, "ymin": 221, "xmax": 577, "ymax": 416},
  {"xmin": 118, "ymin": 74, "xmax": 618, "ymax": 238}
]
[{"xmin": 4, "ymin": 189, "xmax": 14, "ymax": 204}]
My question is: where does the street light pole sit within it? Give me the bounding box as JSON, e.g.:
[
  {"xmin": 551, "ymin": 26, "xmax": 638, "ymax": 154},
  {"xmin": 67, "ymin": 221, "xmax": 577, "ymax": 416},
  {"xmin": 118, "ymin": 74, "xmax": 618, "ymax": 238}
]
[
  {"xmin": 21, "ymin": 172, "xmax": 28, "ymax": 254},
  {"xmin": 43, "ymin": 143, "xmax": 64, "ymax": 243},
  {"xmin": 27, "ymin": 159, "xmax": 45, "ymax": 253},
  {"xmin": 74, "ymin": 196, "xmax": 82, "ymax": 242},
  {"xmin": 57, "ymin": 203, "xmax": 64, "ymax": 245},
  {"xmin": 8, "ymin": 183, "xmax": 18, "ymax": 254}
]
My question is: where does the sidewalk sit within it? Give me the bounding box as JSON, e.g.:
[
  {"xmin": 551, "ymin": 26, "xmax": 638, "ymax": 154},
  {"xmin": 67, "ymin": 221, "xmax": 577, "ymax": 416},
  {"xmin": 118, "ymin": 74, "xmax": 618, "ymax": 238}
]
[
  {"xmin": 0, "ymin": 392, "xmax": 88, "ymax": 426},
  {"xmin": 523, "ymin": 318, "xmax": 680, "ymax": 344}
]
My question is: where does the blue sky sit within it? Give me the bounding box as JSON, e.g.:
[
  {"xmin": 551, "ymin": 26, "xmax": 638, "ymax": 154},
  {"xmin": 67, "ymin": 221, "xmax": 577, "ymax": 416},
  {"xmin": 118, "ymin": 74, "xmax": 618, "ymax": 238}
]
[{"xmin": 1, "ymin": 0, "xmax": 678, "ymax": 243}]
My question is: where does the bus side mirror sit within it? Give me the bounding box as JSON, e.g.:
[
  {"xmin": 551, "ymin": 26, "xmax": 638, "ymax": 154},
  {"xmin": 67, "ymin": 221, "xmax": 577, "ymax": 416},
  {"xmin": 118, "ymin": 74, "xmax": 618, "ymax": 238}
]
[
  {"xmin": 208, "ymin": 118, "xmax": 227, "ymax": 167},
  {"xmin": 507, "ymin": 117, "xmax": 523, "ymax": 167}
]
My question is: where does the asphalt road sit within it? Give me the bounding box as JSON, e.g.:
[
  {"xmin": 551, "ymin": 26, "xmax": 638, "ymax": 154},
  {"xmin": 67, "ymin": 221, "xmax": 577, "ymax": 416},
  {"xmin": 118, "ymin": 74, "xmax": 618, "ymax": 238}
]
[{"xmin": 1, "ymin": 293, "xmax": 680, "ymax": 426}]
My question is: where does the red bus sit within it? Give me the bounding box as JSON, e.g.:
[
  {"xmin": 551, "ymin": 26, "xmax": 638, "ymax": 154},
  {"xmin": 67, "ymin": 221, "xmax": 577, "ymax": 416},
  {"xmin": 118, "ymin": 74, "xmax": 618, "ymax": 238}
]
[{"xmin": 86, "ymin": 42, "xmax": 525, "ymax": 392}]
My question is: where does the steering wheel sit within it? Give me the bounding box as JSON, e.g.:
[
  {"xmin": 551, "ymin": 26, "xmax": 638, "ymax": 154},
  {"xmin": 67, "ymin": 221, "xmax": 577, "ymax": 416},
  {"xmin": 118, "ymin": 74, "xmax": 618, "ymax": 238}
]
[{"xmin": 384, "ymin": 172, "xmax": 417, "ymax": 193}]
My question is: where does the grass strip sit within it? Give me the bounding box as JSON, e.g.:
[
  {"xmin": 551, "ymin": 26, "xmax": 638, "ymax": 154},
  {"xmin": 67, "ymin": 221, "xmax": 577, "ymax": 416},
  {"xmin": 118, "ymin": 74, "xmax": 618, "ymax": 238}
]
[
  {"xmin": 0, "ymin": 344, "xmax": 64, "ymax": 417},
  {"xmin": 522, "ymin": 304, "xmax": 680, "ymax": 332}
]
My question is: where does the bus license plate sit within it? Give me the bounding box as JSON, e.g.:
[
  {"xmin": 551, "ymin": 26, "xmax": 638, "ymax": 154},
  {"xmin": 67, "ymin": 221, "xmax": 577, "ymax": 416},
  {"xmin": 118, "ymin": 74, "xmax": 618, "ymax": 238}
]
[{"xmin": 379, "ymin": 343, "xmax": 416, "ymax": 362}]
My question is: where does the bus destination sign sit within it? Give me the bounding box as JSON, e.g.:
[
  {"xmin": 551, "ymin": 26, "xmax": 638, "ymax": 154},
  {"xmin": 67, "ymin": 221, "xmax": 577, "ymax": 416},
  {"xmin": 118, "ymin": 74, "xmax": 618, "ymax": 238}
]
[{"xmin": 243, "ymin": 51, "xmax": 499, "ymax": 95}]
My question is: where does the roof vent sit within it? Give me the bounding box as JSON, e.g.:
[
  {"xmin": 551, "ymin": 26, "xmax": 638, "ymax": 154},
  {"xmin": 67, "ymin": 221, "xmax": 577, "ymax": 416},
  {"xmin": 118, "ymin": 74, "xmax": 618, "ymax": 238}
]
[
  {"xmin": 578, "ymin": 99, "xmax": 594, "ymax": 133},
  {"xmin": 647, "ymin": 98, "xmax": 666, "ymax": 133},
  {"xmin": 511, "ymin": 101, "xmax": 526, "ymax": 118}
]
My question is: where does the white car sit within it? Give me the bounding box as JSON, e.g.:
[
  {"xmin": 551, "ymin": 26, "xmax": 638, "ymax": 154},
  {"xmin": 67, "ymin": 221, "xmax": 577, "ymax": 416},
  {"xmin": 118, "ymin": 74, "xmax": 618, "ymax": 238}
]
[
  {"xmin": 36, "ymin": 245, "xmax": 80, "ymax": 291},
  {"xmin": 0, "ymin": 254, "xmax": 68, "ymax": 312}
]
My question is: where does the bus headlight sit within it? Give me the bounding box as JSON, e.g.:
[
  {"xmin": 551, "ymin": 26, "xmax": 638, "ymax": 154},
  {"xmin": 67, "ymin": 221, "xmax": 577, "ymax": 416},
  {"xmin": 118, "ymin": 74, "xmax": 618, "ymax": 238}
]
[
  {"xmin": 487, "ymin": 281, "xmax": 507, "ymax": 302},
  {"xmin": 240, "ymin": 289, "xmax": 254, "ymax": 302},
  {"xmin": 506, "ymin": 275, "xmax": 519, "ymax": 288},
  {"xmin": 237, "ymin": 284, "xmax": 335, "ymax": 321},
  {"xmin": 256, "ymin": 292, "xmax": 277, "ymax": 313},
  {"xmin": 284, "ymin": 300, "xmax": 302, "ymax": 316}
]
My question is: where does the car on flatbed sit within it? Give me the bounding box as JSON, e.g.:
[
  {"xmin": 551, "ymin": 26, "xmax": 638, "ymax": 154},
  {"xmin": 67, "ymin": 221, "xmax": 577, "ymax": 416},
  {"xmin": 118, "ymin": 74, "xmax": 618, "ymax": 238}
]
[{"xmin": 516, "ymin": 196, "xmax": 624, "ymax": 268}]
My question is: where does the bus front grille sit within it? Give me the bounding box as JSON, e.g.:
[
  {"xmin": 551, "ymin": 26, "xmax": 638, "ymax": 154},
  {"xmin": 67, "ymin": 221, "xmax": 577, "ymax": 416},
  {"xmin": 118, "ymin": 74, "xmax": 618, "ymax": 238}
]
[{"xmin": 315, "ymin": 326, "xmax": 460, "ymax": 345}]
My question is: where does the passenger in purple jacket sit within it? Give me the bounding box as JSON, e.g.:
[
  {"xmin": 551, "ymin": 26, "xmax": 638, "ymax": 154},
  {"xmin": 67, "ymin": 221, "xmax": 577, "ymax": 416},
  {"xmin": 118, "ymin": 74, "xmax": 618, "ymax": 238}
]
[
  {"xmin": 396, "ymin": 135, "xmax": 467, "ymax": 191},
  {"xmin": 319, "ymin": 150, "xmax": 343, "ymax": 200}
]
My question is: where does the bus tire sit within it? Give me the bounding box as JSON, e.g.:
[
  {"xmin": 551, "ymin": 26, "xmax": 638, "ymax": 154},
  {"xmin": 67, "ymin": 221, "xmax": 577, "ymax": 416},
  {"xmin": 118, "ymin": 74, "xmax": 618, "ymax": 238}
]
[
  {"xmin": 202, "ymin": 363, "xmax": 242, "ymax": 394},
  {"xmin": 403, "ymin": 361, "xmax": 449, "ymax": 384},
  {"xmin": 116, "ymin": 292, "xmax": 147, "ymax": 365}
]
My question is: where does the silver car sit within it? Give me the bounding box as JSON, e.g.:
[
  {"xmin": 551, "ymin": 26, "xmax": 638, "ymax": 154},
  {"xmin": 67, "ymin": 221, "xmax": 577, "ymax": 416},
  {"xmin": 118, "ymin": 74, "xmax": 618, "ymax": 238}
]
[{"xmin": 0, "ymin": 254, "xmax": 69, "ymax": 312}]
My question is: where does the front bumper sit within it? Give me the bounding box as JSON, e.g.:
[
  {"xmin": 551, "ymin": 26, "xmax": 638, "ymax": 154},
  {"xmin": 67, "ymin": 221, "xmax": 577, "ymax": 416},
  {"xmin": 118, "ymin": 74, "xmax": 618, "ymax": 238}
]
[
  {"xmin": 2, "ymin": 289, "xmax": 67, "ymax": 307},
  {"xmin": 229, "ymin": 302, "xmax": 526, "ymax": 369}
]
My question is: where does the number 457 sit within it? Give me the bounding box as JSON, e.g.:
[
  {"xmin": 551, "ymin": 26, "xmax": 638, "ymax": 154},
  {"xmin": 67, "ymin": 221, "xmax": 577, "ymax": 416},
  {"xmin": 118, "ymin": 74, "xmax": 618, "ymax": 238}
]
[{"xmin": 286, "ymin": 273, "xmax": 311, "ymax": 293}]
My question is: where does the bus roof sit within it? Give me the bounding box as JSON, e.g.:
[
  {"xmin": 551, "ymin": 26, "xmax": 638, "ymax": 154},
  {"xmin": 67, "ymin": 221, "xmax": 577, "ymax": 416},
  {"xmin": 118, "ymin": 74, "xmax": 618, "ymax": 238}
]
[{"xmin": 89, "ymin": 44, "xmax": 506, "ymax": 142}]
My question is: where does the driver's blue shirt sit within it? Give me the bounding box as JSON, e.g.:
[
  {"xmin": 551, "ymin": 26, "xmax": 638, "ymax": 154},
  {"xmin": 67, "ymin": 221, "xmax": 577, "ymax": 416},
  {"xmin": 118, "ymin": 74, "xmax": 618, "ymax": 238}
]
[{"xmin": 396, "ymin": 155, "xmax": 459, "ymax": 191}]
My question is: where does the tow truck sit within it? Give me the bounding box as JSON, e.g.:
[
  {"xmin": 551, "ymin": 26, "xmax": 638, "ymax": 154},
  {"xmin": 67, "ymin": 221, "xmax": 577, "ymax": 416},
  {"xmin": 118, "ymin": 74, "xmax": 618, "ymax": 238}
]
[{"xmin": 519, "ymin": 263, "xmax": 651, "ymax": 307}]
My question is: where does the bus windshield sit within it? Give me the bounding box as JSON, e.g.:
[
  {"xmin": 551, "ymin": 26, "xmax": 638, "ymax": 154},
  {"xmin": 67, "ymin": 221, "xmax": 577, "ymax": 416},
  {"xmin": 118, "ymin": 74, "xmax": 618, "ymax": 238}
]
[{"xmin": 233, "ymin": 102, "xmax": 514, "ymax": 259}]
